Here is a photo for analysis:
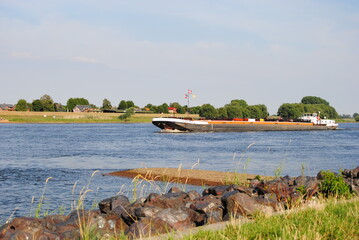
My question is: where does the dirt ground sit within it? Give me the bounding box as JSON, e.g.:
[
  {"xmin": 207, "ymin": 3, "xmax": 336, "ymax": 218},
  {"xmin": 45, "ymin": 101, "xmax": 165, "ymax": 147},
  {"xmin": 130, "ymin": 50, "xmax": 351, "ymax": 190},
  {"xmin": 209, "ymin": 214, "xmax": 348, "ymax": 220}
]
[{"xmin": 106, "ymin": 168, "xmax": 273, "ymax": 186}]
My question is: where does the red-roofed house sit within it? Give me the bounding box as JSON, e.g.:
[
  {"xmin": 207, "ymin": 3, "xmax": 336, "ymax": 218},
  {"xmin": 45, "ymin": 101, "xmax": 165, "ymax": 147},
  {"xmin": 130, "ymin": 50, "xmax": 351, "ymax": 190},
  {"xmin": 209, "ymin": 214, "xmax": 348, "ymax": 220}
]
[{"xmin": 167, "ymin": 107, "xmax": 177, "ymax": 114}]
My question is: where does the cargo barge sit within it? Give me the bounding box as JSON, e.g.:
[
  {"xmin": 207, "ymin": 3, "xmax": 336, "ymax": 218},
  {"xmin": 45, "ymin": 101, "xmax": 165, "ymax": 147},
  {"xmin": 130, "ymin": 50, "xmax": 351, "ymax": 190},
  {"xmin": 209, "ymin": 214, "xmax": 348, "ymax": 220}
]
[{"xmin": 152, "ymin": 113, "xmax": 338, "ymax": 132}]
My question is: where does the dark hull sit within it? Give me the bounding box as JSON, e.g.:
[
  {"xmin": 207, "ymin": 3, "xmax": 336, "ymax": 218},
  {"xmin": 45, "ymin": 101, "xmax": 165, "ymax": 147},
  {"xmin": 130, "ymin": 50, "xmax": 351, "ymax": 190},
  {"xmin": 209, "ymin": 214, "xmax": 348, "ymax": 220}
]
[{"xmin": 152, "ymin": 120, "xmax": 337, "ymax": 132}]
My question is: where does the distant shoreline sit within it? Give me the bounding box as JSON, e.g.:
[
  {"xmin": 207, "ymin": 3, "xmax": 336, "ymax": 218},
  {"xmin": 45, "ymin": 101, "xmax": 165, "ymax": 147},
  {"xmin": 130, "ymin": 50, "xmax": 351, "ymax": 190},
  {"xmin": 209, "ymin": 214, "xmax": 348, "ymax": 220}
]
[
  {"xmin": 0, "ymin": 111, "xmax": 199, "ymax": 124},
  {"xmin": 0, "ymin": 111, "xmax": 356, "ymax": 124}
]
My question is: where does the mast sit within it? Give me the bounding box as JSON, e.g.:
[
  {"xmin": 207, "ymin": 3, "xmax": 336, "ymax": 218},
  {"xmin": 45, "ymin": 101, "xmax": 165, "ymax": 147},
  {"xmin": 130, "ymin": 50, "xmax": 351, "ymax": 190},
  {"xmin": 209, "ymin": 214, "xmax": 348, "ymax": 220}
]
[{"xmin": 185, "ymin": 89, "xmax": 193, "ymax": 115}]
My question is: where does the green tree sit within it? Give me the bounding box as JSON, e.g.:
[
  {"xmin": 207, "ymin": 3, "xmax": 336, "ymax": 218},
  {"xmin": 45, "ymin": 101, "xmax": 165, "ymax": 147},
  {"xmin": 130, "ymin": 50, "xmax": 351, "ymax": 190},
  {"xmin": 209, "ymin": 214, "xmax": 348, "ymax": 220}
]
[
  {"xmin": 40, "ymin": 94, "xmax": 55, "ymax": 111},
  {"xmin": 170, "ymin": 102, "xmax": 185, "ymax": 114},
  {"xmin": 247, "ymin": 105, "xmax": 262, "ymax": 119},
  {"xmin": 217, "ymin": 107, "xmax": 228, "ymax": 119},
  {"xmin": 199, "ymin": 104, "xmax": 217, "ymax": 119},
  {"xmin": 156, "ymin": 103, "xmax": 169, "ymax": 113},
  {"xmin": 226, "ymin": 105, "xmax": 243, "ymax": 119},
  {"xmin": 356, "ymin": 115, "xmax": 359, "ymax": 122},
  {"xmin": 254, "ymin": 104, "xmax": 269, "ymax": 118},
  {"xmin": 118, "ymin": 107, "xmax": 135, "ymax": 121},
  {"xmin": 15, "ymin": 99, "xmax": 29, "ymax": 111},
  {"xmin": 118, "ymin": 100, "xmax": 128, "ymax": 110},
  {"xmin": 126, "ymin": 100, "xmax": 135, "ymax": 108},
  {"xmin": 277, "ymin": 103, "xmax": 305, "ymax": 119},
  {"xmin": 303, "ymin": 104, "xmax": 339, "ymax": 119},
  {"xmin": 144, "ymin": 103, "xmax": 153, "ymax": 109},
  {"xmin": 102, "ymin": 98, "xmax": 112, "ymax": 110},
  {"xmin": 228, "ymin": 99, "xmax": 248, "ymax": 108},
  {"xmin": 301, "ymin": 96, "xmax": 329, "ymax": 106},
  {"xmin": 31, "ymin": 99, "xmax": 44, "ymax": 111},
  {"xmin": 189, "ymin": 106, "xmax": 201, "ymax": 114},
  {"xmin": 170, "ymin": 102, "xmax": 182, "ymax": 109},
  {"xmin": 353, "ymin": 113, "xmax": 358, "ymax": 118},
  {"xmin": 66, "ymin": 98, "xmax": 90, "ymax": 111}
]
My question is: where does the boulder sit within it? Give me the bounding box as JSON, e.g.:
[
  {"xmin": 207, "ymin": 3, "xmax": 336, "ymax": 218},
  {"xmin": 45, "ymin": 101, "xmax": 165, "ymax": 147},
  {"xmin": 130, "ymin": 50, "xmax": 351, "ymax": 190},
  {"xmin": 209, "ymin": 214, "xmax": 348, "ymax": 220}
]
[
  {"xmin": 121, "ymin": 198, "xmax": 145, "ymax": 225},
  {"xmin": 134, "ymin": 206, "xmax": 163, "ymax": 219},
  {"xmin": 144, "ymin": 192, "xmax": 189, "ymax": 209},
  {"xmin": 204, "ymin": 184, "xmax": 238, "ymax": 196},
  {"xmin": 125, "ymin": 217, "xmax": 174, "ymax": 239},
  {"xmin": 221, "ymin": 190, "xmax": 258, "ymax": 219},
  {"xmin": 190, "ymin": 195, "xmax": 223, "ymax": 224},
  {"xmin": 343, "ymin": 167, "xmax": 359, "ymax": 179},
  {"xmin": 154, "ymin": 208, "xmax": 196, "ymax": 230},
  {"xmin": 187, "ymin": 190, "xmax": 201, "ymax": 200},
  {"xmin": 98, "ymin": 195, "xmax": 130, "ymax": 214}
]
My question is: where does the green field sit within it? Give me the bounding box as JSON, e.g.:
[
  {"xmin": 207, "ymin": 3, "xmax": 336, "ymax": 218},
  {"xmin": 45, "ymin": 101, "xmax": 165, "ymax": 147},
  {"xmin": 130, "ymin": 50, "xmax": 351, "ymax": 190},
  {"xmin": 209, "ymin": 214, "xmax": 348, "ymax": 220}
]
[{"xmin": 0, "ymin": 112, "xmax": 198, "ymax": 124}]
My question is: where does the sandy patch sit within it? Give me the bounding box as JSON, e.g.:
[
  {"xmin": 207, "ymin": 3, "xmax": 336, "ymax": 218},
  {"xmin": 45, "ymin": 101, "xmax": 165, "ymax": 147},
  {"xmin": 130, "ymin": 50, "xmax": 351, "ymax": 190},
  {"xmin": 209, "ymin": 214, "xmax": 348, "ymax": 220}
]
[{"xmin": 106, "ymin": 168, "xmax": 273, "ymax": 186}]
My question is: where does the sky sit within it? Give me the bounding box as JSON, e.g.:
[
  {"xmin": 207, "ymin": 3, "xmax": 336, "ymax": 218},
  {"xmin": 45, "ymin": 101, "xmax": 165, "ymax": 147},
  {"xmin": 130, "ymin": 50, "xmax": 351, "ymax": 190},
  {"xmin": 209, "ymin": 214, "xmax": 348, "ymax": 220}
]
[{"xmin": 1, "ymin": 0, "xmax": 358, "ymax": 115}]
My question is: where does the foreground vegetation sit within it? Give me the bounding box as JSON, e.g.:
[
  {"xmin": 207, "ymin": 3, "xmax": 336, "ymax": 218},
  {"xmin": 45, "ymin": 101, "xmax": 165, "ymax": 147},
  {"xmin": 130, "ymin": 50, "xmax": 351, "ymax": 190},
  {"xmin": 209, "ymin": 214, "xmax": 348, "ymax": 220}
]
[
  {"xmin": 1, "ymin": 165, "xmax": 358, "ymax": 239},
  {"xmin": 180, "ymin": 199, "xmax": 358, "ymax": 240}
]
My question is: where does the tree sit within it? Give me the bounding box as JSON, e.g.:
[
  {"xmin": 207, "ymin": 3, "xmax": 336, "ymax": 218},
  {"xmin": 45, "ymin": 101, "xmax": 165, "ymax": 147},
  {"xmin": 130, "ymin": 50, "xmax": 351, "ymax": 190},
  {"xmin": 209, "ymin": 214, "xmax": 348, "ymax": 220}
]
[
  {"xmin": 31, "ymin": 99, "xmax": 44, "ymax": 111},
  {"xmin": 353, "ymin": 113, "xmax": 359, "ymax": 118},
  {"xmin": 226, "ymin": 105, "xmax": 243, "ymax": 119},
  {"xmin": 15, "ymin": 99, "xmax": 29, "ymax": 111},
  {"xmin": 156, "ymin": 103, "xmax": 169, "ymax": 113},
  {"xmin": 54, "ymin": 103, "xmax": 65, "ymax": 112},
  {"xmin": 126, "ymin": 101, "xmax": 135, "ymax": 108},
  {"xmin": 229, "ymin": 99, "xmax": 248, "ymax": 108},
  {"xmin": 102, "ymin": 98, "xmax": 112, "ymax": 110},
  {"xmin": 170, "ymin": 102, "xmax": 185, "ymax": 114},
  {"xmin": 303, "ymin": 104, "xmax": 339, "ymax": 119},
  {"xmin": 118, "ymin": 100, "xmax": 128, "ymax": 110},
  {"xmin": 40, "ymin": 94, "xmax": 55, "ymax": 111},
  {"xmin": 144, "ymin": 103, "xmax": 153, "ymax": 109},
  {"xmin": 301, "ymin": 96, "xmax": 329, "ymax": 106},
  {"xmin": 217, "ymin": 107, "xmax": 228, "ymax": 119},
  {"xmin": 199, "ymin": 104, "xmax": 217, "ymax": 119},
  {"xmin": 247, "ymin": 105, "xmax": 262, "ymax": 119},
  {"xmin": 277, "ymin": 103, "xmax": 305, "ymax": 119},
  {"xmin": 356, "ymin": 115, "xmax": 359, "ymax": 122},
  {"xmin": 118, "ymin": 107, "xmax": 135, "ymax": 121},
  {"xmin": 189, "ymin": 106, "xmax": 201, "ymax": 114},
  {"xmin": 66, "ymin": 98, "xmax": 90, "ymax": 111},
  {"xmin": 170, "ymin": 102, "xmax": 182, "ymax": 109},
  {"xmin": 255, "ymin": 104, "xmax": 269, "ymax": 118}
]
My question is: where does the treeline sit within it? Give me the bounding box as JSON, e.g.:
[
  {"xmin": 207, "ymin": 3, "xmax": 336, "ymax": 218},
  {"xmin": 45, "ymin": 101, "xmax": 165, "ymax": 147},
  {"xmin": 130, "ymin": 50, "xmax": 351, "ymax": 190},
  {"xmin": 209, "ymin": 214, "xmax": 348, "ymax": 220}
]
[
  {"xmin": 12, "ymin": 94, "xmax": 352, "ymax": 120},
  {"xmin": 192, "ymin": 96, "xmax": 339, "ymax": 120},
  {"xmin": 277, "ymin": 96, "xmax": 340, "ymax": 119}
]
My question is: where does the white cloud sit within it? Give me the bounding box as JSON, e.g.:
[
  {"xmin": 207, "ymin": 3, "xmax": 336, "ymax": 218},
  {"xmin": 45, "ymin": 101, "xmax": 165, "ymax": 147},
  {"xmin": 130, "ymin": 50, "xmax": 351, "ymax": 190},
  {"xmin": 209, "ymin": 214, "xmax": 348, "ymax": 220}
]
[
  {"xmin": 72, "ymin": 56, "xmax": 98, "ymax": 64},
  {"xmin": 10, "ymin": 52, "xmax": 40, "ymax": 60}
]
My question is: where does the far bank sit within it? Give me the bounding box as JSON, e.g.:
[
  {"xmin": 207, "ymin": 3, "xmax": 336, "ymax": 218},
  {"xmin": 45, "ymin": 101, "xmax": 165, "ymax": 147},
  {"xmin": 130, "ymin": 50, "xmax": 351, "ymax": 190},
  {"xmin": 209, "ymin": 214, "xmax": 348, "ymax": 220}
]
[{"xmin": 0, "ymin": 111, "xmax": 199, "ymax": 124}]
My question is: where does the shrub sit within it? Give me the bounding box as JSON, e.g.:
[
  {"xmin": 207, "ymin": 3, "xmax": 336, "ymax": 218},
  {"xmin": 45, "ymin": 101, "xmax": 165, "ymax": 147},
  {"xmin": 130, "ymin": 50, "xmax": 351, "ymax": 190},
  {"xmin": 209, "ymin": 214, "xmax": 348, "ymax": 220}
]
[{"xmin": 319, "ymin": 170, "xmax": 352, "ymax": 198}]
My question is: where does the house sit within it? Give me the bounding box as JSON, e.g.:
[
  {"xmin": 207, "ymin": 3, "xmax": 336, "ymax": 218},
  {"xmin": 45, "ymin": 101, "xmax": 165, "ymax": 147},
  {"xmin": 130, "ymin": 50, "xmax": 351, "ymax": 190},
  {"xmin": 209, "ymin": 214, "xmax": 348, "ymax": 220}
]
[
  {"xmin": 0, "ymin": 104, "xmax": 15, "ymax": 111},
  {"xmin": 168, "ymin": 107, "xmax": 177, "ymax": 114},
  {"xmin": 73, "ymin": 105, "xmax": 94, "ymax": 112}
]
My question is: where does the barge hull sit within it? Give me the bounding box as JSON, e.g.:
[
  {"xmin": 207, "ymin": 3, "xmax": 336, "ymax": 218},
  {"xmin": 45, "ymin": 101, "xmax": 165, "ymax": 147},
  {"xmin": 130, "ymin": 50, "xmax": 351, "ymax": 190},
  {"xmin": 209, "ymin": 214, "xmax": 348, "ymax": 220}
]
[{"xmin": 152, "ymin": 119, "xmax": 337, "ymax": 132}]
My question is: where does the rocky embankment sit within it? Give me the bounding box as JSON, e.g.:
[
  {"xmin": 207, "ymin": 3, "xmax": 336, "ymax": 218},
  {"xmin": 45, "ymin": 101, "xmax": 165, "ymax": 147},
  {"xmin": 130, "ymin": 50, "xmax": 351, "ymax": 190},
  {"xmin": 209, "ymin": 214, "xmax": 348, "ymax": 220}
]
[{"xmin": 1, "ymin": 167, "xmax": 358, "ymax": 240}]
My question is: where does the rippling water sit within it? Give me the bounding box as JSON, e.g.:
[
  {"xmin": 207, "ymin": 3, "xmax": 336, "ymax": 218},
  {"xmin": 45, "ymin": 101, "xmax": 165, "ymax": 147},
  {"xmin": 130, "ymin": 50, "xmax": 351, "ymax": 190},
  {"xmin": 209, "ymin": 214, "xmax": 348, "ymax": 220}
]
[{"xmin": 0, "ymin": 122, "xmax": 358, "ymax": 220}]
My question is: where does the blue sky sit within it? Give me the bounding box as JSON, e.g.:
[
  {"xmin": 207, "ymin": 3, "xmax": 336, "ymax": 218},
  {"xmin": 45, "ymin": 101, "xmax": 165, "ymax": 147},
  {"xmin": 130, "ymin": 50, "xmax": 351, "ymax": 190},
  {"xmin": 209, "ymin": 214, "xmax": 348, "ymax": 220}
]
[{"xmin": 1, "ymin": 0, "xmax": 358, "ymax": 114}]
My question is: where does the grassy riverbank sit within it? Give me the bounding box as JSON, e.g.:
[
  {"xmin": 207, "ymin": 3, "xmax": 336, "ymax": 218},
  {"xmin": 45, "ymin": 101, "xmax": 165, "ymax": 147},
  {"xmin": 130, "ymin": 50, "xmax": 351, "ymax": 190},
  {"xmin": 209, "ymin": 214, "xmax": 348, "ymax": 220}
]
[
  {"xmin": 1, "ymin": 111, "xmax": 355, "ymax": 124},
  {"xmin": 178, "ymin": 199, "xmax": 359, "ymax": 240},
  {"xmin": 0, "ymin": 111, "xmax": 198, "ymax": 124}
]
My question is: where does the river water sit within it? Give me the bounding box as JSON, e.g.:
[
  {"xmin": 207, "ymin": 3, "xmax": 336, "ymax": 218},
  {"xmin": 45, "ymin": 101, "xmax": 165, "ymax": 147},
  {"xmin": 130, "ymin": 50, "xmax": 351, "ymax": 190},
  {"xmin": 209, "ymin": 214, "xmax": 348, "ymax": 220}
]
[{"xmin": 0, "ymin": 123, "xmax": 358, "ymax": 220}]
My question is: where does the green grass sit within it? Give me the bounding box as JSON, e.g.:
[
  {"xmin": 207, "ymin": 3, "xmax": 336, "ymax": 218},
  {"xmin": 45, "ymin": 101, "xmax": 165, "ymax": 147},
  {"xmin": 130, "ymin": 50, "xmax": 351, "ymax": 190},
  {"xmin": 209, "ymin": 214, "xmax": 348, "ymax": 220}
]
[
  {"xmin": 0, "ymin": 114, "xmax": 153, "ymax": 123},
  {"xmin": 0, "ymin": 112, "xmax": 198, "ymax": 123},
  {"xmin": 179, "ymin": 199, "xmax": 359, "ymax": 240},
  {"xmin": 334, "ymin": 118, "xmax": 356, "ymax": 123}
]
